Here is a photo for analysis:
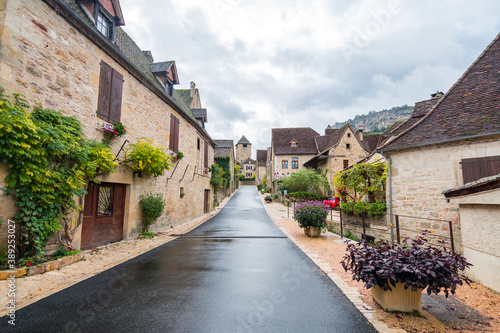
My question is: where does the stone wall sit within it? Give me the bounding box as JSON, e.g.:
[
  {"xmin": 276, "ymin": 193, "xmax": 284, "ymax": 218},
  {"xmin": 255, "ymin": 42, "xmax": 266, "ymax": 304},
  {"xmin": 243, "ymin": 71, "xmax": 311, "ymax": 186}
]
[
  {"xmin": 273, "ymin": 154, "xmax": 316, "ymax": 179},
  {"xmin": 0, "ymin": 0, "xmax": 214, "ymax": 250},
  {"xmin": 387, "ymin": 137, "xmax": 500, "ymax": 252},
  {"xmin": 236, "ymin": 143, "xmax": 251, "ymax": 164}
]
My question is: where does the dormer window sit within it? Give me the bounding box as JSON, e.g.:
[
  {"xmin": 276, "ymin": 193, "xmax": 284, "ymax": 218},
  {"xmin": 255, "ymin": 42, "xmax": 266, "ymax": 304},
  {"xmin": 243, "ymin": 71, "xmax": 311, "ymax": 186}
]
[
  {"xmin": 290, "ymin": 139, "xmax": 298, "ymax": 147},
  {"xmin": 96, "ymin": 11, "xmax": 112, "ymax": 38}
]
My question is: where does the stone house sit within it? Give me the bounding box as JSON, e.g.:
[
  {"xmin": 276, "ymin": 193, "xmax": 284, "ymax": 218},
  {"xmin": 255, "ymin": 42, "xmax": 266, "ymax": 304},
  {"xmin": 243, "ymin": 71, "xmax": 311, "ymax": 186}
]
[
  {"xmin": 256, "ymin": 149, "xmax": 267, "ymax": 186},
  {"xmin": 0, "ymin": 0, "xmax": 215, "ymax": 250},
  {"xmin": 304, "ymin": 124, "xmax": 370, "ymax": 190},
  {"xmin": 214, "ymin": 139, "xmax": 236, "ymax": 193},
  {"xmin": 241, "ymin": 158, "xmax": 256, "ymax": 178},
  {"xmin": 270, "ymin": 127, "xmax": 320, "ymax": 191},
  {"xmin": 379, "ymin": 33, "xmax": 500, "ymax": 256}
]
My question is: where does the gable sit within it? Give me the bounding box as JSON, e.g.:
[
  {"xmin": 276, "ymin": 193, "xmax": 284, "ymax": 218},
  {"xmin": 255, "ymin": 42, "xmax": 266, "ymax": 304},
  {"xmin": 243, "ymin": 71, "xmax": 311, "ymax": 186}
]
[{"xmin": 272, "ymin": 128, "xmax": 320, "ymax": 155}]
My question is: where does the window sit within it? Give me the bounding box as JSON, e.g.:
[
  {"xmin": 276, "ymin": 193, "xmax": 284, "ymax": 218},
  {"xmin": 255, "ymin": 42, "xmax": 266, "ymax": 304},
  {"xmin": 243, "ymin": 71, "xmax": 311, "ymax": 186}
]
[
  {"xmin": 169, "ymin": 114, "xmax": 180, "ymax": 151},
  {"xmin": 346, "ymin": 144, "xmax": 351, "ymax": 149},
  {"xmin": 97, "ymin": 184, "xmax": 112, "ymax": 216},
  {"xmin": 204, "ymin": 141, "xmax": 209, "ymax": 168},
  {"xmin": 246, "ymin": 173, "xmax": 252, "ymax": 177},
  {"xmin": 282, "ymin": 160, "xmax": 288, "ymax": 169},
  {"xmin": 292, "ymin": 157, "xmax": 299, "ymax": 169},
  {"xmin": 96, "ymin": 12, "xmax": 112, "ymax": 38},
  {"xmin": 180, "ymin": 187, "xmax": 184, "ymax": 198},
  {"xmin": 197, "ymin": 138, "xmax": 201, "ymax": 150},
  {"xmin": 347, "ymin": 133, "xmax": 351, "ymax": 137},
  {"xmin": 343, "ymin": 160, "xmax": 349, "ymax": 169},
  {"xmin": 97, "ymin": 61, "xmax": 123, "ymax": 123},
  {"xmin": 291, "ymin": 143, "xmax": 297, "ymax": 147},
  {"xmin": 243, "ymin": 144, "xmax": 247, "ymax": 148}
]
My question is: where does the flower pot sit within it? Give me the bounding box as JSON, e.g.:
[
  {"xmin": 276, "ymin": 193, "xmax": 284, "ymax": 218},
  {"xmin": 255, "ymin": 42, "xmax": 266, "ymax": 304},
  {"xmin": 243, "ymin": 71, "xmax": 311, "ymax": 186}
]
[
  {"xmin": 304, "ymin": 226, "xmax": 321, "ymax": 238},
  {"xmin": 371, "ymin": 282, "xmax": 422, "ymax": 312}
]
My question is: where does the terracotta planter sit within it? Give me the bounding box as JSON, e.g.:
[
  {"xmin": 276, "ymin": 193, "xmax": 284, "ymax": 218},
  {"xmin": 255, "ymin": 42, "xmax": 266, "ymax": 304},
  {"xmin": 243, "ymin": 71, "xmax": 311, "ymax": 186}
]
[
  {"xmin": 304, "ymin": 226, "xmax": 322, "ymax": 238},
  {"xmin": 371, "ymin": 281, "xmax": 422, "ymax": 312}
]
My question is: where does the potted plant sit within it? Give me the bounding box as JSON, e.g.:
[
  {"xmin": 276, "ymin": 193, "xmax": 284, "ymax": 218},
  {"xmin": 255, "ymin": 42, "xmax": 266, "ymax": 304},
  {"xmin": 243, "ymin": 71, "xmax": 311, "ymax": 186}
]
[
  {"xmin": 171, "ymin": 151, "xmax": 184, "ymax": 162},
  {"xmin": 341, "ymin": 232, "xmax": 472, "ymax": 312},
  {"xmin": 293, "ymin": 200, "xmax": 329, "ymax": 237}
]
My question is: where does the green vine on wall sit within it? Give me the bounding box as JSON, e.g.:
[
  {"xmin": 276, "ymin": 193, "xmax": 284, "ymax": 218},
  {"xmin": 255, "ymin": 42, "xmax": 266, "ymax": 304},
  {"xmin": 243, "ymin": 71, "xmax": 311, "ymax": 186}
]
[
  {"xmin": 214, "ymin": 157, "xmax": 231, "ymax": 190},
  {"xmin": 0, "ymin": 88, "xmax": 117, "ymax": 259},
  {"xmin": 209, "ymin": 164, "xmax": 225, "ymax": 195}
]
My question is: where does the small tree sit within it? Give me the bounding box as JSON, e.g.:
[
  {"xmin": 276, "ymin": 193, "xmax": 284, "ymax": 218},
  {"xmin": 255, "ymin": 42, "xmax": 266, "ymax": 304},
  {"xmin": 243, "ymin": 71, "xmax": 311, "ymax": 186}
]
[
  {"xmin": 279, "ymin": 169, "xmax": 330, "ymax": 196},
  {"xmin": 138, "ymin": 193, "xmax": 166, "ymax": 234},
  {"xmin": 333, "ymin": 162, "xmax": 387, "ymax": 202}
]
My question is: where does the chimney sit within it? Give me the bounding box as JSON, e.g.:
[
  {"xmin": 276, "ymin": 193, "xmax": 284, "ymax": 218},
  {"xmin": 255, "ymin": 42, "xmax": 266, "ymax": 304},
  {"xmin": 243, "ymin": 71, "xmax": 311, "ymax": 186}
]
[
  {"xmin": 190, "ymin": 81, "xmax": 196, "ymax": 97},
  {"xmin": 325, "ymin": 125, "xmax": 337, "ymax": 136},
  {"xmin": 356, "ymin": 127, "xmax": 364, "ymax": 141},
  {"xmin": 142, "ymin": 50, "xmax": 154, "ymax": 63}
]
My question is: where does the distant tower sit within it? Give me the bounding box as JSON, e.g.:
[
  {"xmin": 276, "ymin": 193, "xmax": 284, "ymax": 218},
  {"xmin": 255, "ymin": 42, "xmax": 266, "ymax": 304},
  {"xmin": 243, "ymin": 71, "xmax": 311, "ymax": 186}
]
[{"xmin": 236, "ymin": 135, "xmax": 252, "ymax": 164}]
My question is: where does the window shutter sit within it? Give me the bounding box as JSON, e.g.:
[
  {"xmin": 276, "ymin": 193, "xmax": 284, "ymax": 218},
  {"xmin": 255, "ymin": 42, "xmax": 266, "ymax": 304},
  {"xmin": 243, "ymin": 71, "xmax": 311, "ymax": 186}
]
[
  {"xmin": 169, "ymin": 115, "xmax": 180, "ymax": 151},
  {"xmin": 204, "ymin": 141, "xmax": 209, "ymax": 168},
  {"xmin": 462, "ymin": 155, "xmax": 500, "ymax": 183},
  {"xmin": 97, "ymin": 61, "xmax": 112, "ymax": 121},
  {"xmin": 109, "ymin": 68, "xmax": 123, "ymax": 123}
]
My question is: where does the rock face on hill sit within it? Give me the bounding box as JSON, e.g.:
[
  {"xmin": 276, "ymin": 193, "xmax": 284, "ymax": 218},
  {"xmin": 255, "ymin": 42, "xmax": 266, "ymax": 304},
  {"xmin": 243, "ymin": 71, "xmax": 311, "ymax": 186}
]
[{"xmin": 332, "ymin": 105, "xmax": 414, "ymax": 133}]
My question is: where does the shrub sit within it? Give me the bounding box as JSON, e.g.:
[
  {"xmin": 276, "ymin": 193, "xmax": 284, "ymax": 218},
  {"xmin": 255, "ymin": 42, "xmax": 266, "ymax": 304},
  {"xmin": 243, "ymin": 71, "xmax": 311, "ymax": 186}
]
[
  {"xmin": 271, "ymin": 193, "xmax": 278, "ymax": 199},
  {"xmin": 286, "ymin": 191, "xmax": 323, "ymax": 201},
  {"xmin": 293, "ymin": 200, "xmax": 330, "ymax": 230},
  {"xmin": 138, "ymin": 193, "xmax": 166, "ymax": 233},
  {"xmin": 279, "ymin": 169, "xmax": 330, "ymax": 195},
  {"xmin": 353, "ymin": 201, "xmax": 368, "ymax": 216},
  {"xmin": 343, "ymin": 229, "xmax": 360, "ymax": 242},
  {"xmin": 367, "ymin": 202, "xmax": 387, "ymax": 218},
  {"xmin": 341, "ymin": 232, "xmax": 472, "ymax": 297},
  {"xmin": 53, "ymin": 246, "xmax": 80, "ymax": 258},
  {"xmin": 125, "ymin": 139, "xmax": 172, "ymax": 177},
  {"xmin": 340, "ymin": 202, "xmax": 355, "ymax": 215}
]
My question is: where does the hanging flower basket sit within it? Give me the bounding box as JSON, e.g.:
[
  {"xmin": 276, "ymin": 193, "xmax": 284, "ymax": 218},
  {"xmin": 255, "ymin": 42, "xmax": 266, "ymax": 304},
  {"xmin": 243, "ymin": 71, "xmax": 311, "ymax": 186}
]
[{"xmin": 204, "ymin": 167, "xmax": 210, "ymax": 173}]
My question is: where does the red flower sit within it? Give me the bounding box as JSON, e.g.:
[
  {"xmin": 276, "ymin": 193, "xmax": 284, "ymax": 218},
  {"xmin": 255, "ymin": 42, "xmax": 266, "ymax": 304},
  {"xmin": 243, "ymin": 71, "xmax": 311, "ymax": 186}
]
[{"xmin": 27, "ymin": 261, "xmax": 32, "ymax": 266}]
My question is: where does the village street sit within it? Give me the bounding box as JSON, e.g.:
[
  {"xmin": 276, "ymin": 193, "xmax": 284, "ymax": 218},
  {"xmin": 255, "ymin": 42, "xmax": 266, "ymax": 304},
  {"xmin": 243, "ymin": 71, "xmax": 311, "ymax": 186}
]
[{"xmin": 0, "ymin": 187, "xmax": 376, "ymax": 333}]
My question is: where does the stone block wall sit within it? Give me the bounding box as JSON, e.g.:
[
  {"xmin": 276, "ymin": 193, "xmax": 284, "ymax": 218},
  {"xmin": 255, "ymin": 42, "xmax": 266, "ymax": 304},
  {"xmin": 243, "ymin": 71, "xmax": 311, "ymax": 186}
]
[
  {"xmin": 273, "ymin": 154, "xmax": 315, "ymax": 179},
  {"xmin": 387, "ymin": 138, "xmax": 500, "ymax": 252},
  {"xmin": 0, "ymin": 0, "xmax": 214, "ymax": 250}
]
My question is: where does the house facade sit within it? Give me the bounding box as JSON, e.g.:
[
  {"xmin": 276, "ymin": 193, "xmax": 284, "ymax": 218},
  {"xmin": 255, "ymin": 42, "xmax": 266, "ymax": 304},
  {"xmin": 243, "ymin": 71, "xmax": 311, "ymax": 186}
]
[
  {"xmin": 241, "ymin": 158, "xmax": 256, "ymax": 178},
  {"xmin": 256, "ymin": 149, "xmax": 267, "ymax": 186},
  {"xmin": 0, "ymin": 0, "xmax": 215, "ymax": 251},
  {"xmin": 379, "ymin": 33, "xmax": 500, "ymax": 257}
]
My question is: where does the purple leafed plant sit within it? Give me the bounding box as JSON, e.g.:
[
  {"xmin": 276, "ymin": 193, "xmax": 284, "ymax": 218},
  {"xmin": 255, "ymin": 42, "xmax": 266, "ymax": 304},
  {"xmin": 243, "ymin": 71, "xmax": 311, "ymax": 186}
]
[
  {"xmin": 293, "ymin": 200, "xmax": 330, "ymax": 230},
  {"xmin": 341, "ymin": 231, "xmax": 472, "ymax": 297}
]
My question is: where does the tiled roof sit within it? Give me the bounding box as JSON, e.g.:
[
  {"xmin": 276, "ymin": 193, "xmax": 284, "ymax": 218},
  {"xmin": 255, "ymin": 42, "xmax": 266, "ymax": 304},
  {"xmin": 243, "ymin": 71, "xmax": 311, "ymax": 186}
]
[
  {"xmin": 256, "ymin": 150, "xmax": 267, "ymax": 166},
  {"xmin": 177, "ymin": 90, "xmax": 192, "ymax": 106},
  {"xmin": 272, "ymin": 128, "xmax": 320, "ymax": 155},
  {"xmin": 192, "ymin": 108, "xmax": 207, "ymax": 121},
  {"xmin": 315, "ymin": 135, "xmax": 331, "ymax": 152},
  {"xmin": 237, "ymin": 135, "xmax": 251, "ymax": 145},
  {"xmin": 214, "ymin": 140, "xmax": 234, "ymax": 158},
  {"xmin": 443, "ymin": 174, "xmax": 500, "ymax": 198},
  {"xmin": 149, "ymin": 61, "xmax": 174, "ymax": 73},
  {"xmin": 384, "ymin": 33, "xmax": 500, "ymax": 151},
  {"xmin": 362, "ymin": 134, "xmax": 382, "ymax": 153},
  {"xmin": 243, "ymin": 158, "xmax": 256, "ymax": 165}
]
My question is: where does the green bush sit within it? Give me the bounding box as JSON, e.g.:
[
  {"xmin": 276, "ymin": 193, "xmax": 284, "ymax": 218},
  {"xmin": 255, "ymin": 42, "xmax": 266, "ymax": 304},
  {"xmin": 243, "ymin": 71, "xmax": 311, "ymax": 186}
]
[
  {"xmin": 367, "ymin": 202, "xmax": 387, "ymax": 218},
  {"xmin": 293, "ymin": 201, "xmax": 329, "ymax": 230},
  {"xmin": 271, "ymin": 193, "xmax": 278, "ymax": 199},
  {"xmin": 286, "ymin": 191, "xmax": 323, "ymax": 201},
  {"xmin": 340, "ymin": 202, "xmax": 355, "ymax": 215},
  {"xmin": 125, "ymin": 139, "xmax": 172, "ymax": 177},
  {"xmin": 279, "ymin": 169, "xmax": 330, "ymax": 195},
  {"xmin": 353, "ymin": 201, "xmax": 368, "ymax": 216},
  {"xmin": 138, "ymin": 193, "xmax": 166, "ymax": 233},
  {"xmin": 343, "ymin": 229, "xmax": 360, "ymax": 242},
  {"xmin": 53, "ymin": 246, "xmax": 80, "ymax": 258}
]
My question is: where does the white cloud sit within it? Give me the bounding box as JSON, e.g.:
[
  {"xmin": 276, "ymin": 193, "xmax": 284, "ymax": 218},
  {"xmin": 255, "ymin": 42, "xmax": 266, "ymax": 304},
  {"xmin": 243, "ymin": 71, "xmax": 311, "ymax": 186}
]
[{"xmin": 119, "ymin": 0, "xmax": 500, "ymax": 157}]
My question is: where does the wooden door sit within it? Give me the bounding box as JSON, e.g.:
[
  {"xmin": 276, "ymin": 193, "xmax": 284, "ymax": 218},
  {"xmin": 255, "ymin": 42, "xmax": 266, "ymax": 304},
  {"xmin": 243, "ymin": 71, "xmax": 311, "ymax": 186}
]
[
  {"xmin": 81, "ymin": 182, "xmax": 126, "ymax": 250},
  {"xmin": 204, "ymin": 189, "xmax": 210, "ymax": 214}
]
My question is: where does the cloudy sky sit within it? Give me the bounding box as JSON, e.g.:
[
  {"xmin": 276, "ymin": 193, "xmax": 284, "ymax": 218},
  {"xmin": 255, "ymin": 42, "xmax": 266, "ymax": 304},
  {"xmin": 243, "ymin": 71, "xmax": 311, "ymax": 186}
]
[{"xmin": 119, "ymin": 0, "xmax": 500, "ymax": 157}]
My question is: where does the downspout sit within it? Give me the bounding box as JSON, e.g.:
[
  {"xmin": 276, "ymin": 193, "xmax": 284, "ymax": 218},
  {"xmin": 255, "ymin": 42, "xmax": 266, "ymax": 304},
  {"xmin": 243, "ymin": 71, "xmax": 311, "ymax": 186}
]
[{"xmin": 380, "ymin": 150, "xmax": 394, "ymax": 244}]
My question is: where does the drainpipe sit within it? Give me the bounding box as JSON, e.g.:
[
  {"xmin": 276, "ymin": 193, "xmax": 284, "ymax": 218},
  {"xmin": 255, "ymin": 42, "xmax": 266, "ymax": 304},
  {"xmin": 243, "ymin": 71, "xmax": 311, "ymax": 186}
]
[{"xmin": 380, "ymin": 150, "xmax": 394, "ymax": 244}]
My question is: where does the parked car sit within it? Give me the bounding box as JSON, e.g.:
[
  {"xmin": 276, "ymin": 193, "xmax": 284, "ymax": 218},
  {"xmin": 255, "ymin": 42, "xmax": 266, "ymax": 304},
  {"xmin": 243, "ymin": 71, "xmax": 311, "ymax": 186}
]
[{"xmin": 323, "ymin": 196, "xmax": 340, "ymax": 210}]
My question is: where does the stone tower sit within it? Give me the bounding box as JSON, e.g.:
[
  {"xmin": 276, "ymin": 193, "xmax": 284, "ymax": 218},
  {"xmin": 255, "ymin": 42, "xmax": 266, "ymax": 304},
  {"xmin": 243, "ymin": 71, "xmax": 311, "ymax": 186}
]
[{"xmin": 236, "ymin": 135, "xmax": 252, "ymax": 163}]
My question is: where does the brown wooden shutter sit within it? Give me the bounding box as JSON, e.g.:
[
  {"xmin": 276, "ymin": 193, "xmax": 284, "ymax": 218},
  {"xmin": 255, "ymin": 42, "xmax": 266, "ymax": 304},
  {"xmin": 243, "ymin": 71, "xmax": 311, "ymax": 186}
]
[
  {"xmin": 169, "ymin": 115, "xmax": 180, "ymax": 151},
  {"xmin": 204, "ymin": 141, "xmax": 209, "ymax": 168},
  {"xmin": 109, "ymin": 68, "xmax": 123, "ymax": 123},
  {"xmin": 97, "ymin": 61, "xmax": 112, "ymax": 121},
  {"xmin": 462, "ymin": 155, "xmax": 500, "ymax": 183}
]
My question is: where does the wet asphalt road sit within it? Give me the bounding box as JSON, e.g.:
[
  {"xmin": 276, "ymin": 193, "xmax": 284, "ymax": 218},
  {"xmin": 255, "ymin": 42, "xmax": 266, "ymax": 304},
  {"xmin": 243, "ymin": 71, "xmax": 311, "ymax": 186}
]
[{"xmin": 1, "ymin": 187, "xmax": 377, "ymax": 333}]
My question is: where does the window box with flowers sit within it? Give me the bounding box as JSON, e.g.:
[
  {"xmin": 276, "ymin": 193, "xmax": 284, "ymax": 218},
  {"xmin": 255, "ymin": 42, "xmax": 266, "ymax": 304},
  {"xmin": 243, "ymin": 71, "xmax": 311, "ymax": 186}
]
[
  {"xmin": 171, "ymin": 151, "xmax": 184, "ymax": 162},
  {"xmin": 102, "ymin": 121, "xmax": 127, "ymax": 146}
]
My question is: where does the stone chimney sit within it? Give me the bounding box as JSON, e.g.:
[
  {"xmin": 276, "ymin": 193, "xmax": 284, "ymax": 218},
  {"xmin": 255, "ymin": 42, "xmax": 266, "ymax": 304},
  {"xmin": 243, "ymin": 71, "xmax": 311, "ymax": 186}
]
[
  {"xmin": 142, "ymin": 50, "xmax": 154, "ymax": 63},
  {"xmin": 190, "ymin": 81, "xmax": 196, "ymax": 97},
  {"xmin": 356, "ymin": 127, "xmax": 364, "ymax": 141}
]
